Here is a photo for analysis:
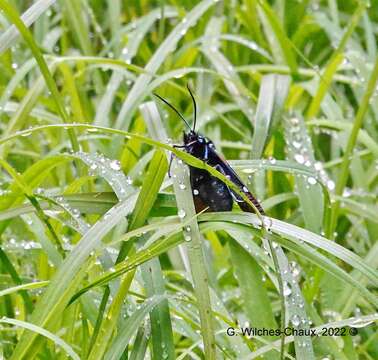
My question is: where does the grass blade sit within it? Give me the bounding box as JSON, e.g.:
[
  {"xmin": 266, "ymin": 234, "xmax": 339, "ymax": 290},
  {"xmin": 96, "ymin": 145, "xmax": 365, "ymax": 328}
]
[
  {"xmin": 114, "ymin": 0, "xmax": 215, "ymax": 130},
  {"xmin": 0, "ymin": 0, "xmax": 56, "ymax": 55},
  {"xmin": 0, "ymin": 317, "xmax": 80, "ymax": 360}
]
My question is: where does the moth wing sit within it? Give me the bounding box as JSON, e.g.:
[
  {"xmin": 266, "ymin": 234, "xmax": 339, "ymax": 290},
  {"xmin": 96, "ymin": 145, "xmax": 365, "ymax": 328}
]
[{"xmin": 207, "ymin": 147, "xmax": 264, "ymax": 214}]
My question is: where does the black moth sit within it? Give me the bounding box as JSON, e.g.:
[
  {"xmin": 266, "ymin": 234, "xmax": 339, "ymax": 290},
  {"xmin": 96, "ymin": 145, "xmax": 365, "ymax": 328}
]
[{"xmin": 154, "ymin": 85, "xmax": 264, "ymax": 215}]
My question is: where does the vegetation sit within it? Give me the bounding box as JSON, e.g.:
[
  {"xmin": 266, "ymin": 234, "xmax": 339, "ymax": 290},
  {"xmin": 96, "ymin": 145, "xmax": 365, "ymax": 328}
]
[{"xmin": 0, "ymin": 0, "xmax": 377, "ymax": 359}]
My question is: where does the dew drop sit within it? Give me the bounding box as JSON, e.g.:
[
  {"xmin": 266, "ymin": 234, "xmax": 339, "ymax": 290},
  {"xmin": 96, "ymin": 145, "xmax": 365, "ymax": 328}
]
[
  {"xmin": 110, "ymin": 160, "xmax": 121, "ymax": 171},
  {"xmin": 294, "ymin": 154, "xmax": 305, "ymax": 164},
  {"xmin": 291, "ymin": 117, "xmax": 299, "ymax": 125},
  {"xmin": 283, "ymin": 281, "xmax": 292, "ymax": 297},
  {"xmin": 268, "ymin": 156, "xmax": 276, "ymax": 164},
  {"xmin": 21, "ymin": 131, "xmax": 32, "ymax": 137},
  {"xmin": 307, "ymin": 176, "xmax": 317, "ymax": 185},
  {"xmin": 184, "ymin": 233, "xmax": 191, "ymax": 242},
  {"xmin": 327, "ymin": 180, "xmax": 335, "ymax": 191},
  {"xmin": 314, "ymin": 162, "xmax": 322, "ymax": 171},
  {"xmin": 291, "ymin": 314, "xmax": 301, "ymax": 327},
  {"xmin": 304, "ymin": 160, "xmax": 312, "ymax": 167},
  {"xmin": 343, "ymin": 188, "xmax": 351, "ymax": 197},
  {"xmin": 292, "ymin": 141, "xmax": 301, "ymax": 149},
  {"xmin": 72, "ymin": 208, "xmax": 80, "ymax": 218},
  {"xmin": 178, "ymin": 209, "xmax": 186, "ymax": 219}
]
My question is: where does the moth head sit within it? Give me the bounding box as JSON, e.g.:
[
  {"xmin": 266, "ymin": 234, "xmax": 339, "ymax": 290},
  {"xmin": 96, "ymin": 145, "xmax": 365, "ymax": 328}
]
[{"xmin": 183, "ymin": 131, "xmax": 200, "ymax": 144}]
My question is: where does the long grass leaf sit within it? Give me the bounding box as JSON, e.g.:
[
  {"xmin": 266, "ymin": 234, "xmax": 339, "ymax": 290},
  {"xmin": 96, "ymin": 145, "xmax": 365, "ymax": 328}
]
[
  {"xmin": 0, "ymin": 0, "xmax": 56, "ymax": 55},
  {"xmin": 114, "ymin": 0, "xmax": 215, "ymax": 130}
]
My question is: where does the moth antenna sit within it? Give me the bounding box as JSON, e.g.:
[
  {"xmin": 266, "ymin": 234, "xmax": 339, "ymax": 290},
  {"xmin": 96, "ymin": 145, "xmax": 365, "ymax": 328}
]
[
  {"xmin": 153, "ymin": 93, "xmax": 192, "ymax": 131},
  {"xmin": 186, "ymin": 83, "xmax": 197, "ymax": 132}
]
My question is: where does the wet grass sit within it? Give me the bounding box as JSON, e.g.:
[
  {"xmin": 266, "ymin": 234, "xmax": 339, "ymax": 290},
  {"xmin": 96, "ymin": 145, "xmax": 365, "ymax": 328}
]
[{"xmin": 0, "ymin": 0, "xmax": 377, "ymax": 359}]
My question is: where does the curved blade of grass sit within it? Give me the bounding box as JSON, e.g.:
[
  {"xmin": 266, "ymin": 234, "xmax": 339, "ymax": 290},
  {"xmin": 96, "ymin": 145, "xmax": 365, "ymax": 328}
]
[
  {"xmin": 94, "ymin": 8, "xmax": 173, "ymax": 126},
  {"xmin": 0, "ymin": 1, "xmax": 79, "ymax": 152},
  {"xmin": 336, "ymin": 197, "xmax": 378, "ymax": 224},
  {"xmin": 307, "ymin": 119, "xmax": 378, "ymax": 157},
  {"xmin": 73, "ymin": 208, "xmax": 378, "ymax": 309},
  {"xmin": 140, "ymin": 101, "xmax": 217, "ymax": 358},
  {"xmin": 285, "ymin": 115, "xmax": 324, "ymax": 232},
  {"xmin": 129, "ymin": 150, "xmax": 168, "ymax": 230},
  {"xmin": 0, "ymin": 191, "xmax": 176, "ymax": 222},
  {"xmin": 9, "ymin": 194, "xmax": 138, "ymax": 360},
  {"xmin": 200, "ymin": 219, "xmax": 378, "ymax": 308},
  {"xmin": 200, "ymin": 212, "xmax": 378, "ymax": 286},
  {"xmin": 0, "ymin": 123, "xmax": 295, "ymax": 219},
  {"xmin": 266, "ymin": 234, "xmax": 315, "ymax": 359},
  {"xmin": 35, "ymin": 194, "xmax": 90, "ymax": 236},
  {"xmin": 251, "ymin": 75, "xmax": 276, "ymax": 158},
  {"xmin": 335, "ymin": 242, "xmax": 378, "ymax": 317},
  {"xmin": 0, "ymin": 155, "xmax": 69, "ymax": 206},
  {"xmin": 71, "ymin": 231, "xmax": 184, "ymax": 302},
  {"xmin": 71, "ymin": 152, "xmax": 132, "ymax": 200},
  {"xmin": 0, "ymin": 281, "xmax": 49, "ymax": 298},
  {"xmin": 129, "ymin": 324, "xmax": 150, "ymax": 360},
  {"xmin": 230, "ymin": 159, "xmax": 318, "ymax": 178},
  {"xmin": 251, "ymin": 74, "xmax": 290, "ymax": 158},
  {"xmin": 243, "ymin": 313, "xmax": 378, "ymax": 359},
  {"xmin": 140, "ymin": 258, "xmax": 175, "ymax": 360},
  {"xmin": 3, "ymin": 101, "xmax": 61, "ymax": 124},
  {"xmin": 301, "ymin": 79, "xmax": 344, "ymax": 122},
  {"xmin": 0, "ymin": 158, "xmax": 64, "ymax": 256},
  {"xmin": 104, "ymin": 296, "xmax": 165, "ymax": 360},
  {"xmin": 0, "ymin": 247, "xmax": 34, "ymax": 313},
  {"xmin": 22, "ymin": 213, "xmax": 63, "ymax": 266},
  {"xmin": 62, "ymin": 0, "xmax": 93, "ymax": 55},
  {"xmin": 254, "ymin": 100, "xmax": 318, "ymax": 359},
  {"xmin": 257, "ymin": 0, "xmax": 298, "ymax": 75},
  {"xmin": 0, "ymin": 0, "xmax": 56, "ymax": 55},
  {"xmin": 0, "ymin": 58, "xmax": 36, "ymax": 112},
  {"xmin": 87, "ymin": 150, "xmax": 169, "ymax": 360},
  {"xmin": 139, "ymin": 103, "xmax": 177, "ymax": 360},
  {"xmin": 140, "ymin": 100, "xmax": 191, "ymax": 272},
  {"xmin": 114, "ymin": 0, "xmax": 215, "ymax": 130},
  {"xmin": 228, "ymin": 237, "xmax": 279, "ymax": 360},
  {"xmin": 2, "ymin": 74, "xmax": 47, "ymax": 147},
  {"xmin": 202, "ymin": 17, "xmax": 255, "ymax": 124},
  {"xmin": 329, "ymin": 56, "xmax": 378, "ymax": 238},
  {"xmin": 305, "ymin": 3, "xmax": 366, "ymax": 119},
  {"xmin": 170, "ymin": 159, "xmax": 217, "ymax": 360},
  {"xmin": 0, "ymin": 317, "xmax": 80, "ymax": 360}
]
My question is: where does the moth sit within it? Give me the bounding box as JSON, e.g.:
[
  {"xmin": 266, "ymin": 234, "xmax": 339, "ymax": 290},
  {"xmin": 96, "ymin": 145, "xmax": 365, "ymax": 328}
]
[{"xmin": 154, "ymin": 86, "xmax": 264, "ymax": 215}]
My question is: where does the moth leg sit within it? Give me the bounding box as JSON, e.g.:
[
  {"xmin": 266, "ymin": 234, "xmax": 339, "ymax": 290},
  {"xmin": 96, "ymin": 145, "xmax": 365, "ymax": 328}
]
[{"xmin": 168, "ymin": 153, "xmax": 174, "ymax": 178}]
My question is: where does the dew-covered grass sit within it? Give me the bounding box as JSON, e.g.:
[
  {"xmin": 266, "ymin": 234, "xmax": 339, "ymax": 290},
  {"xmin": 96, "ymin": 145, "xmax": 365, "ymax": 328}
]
[{"xmin": 0, "ymin": 0, "xmax": 377, "ymax": 359}]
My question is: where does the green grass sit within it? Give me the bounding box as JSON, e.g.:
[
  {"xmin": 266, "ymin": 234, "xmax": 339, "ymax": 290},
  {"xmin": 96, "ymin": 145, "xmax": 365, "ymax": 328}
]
[{"xmin": 0, "ymin": 0, "xmax": 377, "ymax": 359}]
